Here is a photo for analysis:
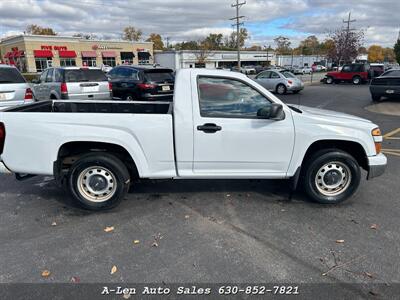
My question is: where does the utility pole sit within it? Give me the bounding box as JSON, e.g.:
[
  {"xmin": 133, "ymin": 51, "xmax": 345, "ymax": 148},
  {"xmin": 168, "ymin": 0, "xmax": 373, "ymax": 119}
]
[
  {"xmin": 230, "ymin": 0, "xmax": 246, "ymax": 68},
  {"xmin": 342, "ymin": 12, "xmax": 356, "ymax": 65},
  {"xmin": 166, "ymin": 37, "xmax": 170, "ymax": 49}
]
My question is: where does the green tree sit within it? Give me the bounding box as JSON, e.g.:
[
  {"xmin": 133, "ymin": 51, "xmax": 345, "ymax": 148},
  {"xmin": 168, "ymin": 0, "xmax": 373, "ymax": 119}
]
[
  {"xmin": 146, "ymin": 33, "xmax": 164, "ymax": 50},
  {"xmin": 394, "ymin": 39, "xmax": 400, "ymax": 64},
  {"xmin": 203, "ymin": 33, "xmax": 224, "ymax": 50},
  {"xmin": 299, "ymin": 35, "xmax": 320, "ymax": 55},
  {"xmin": 226, "ymin": 28, "xmax": 249, "ymax": 49},
  {"xmin": 122, "ymin": 26, "xmax": 142, "ymax": 42},
  {"xmin": 274, "ymin": 36, "xmax": 291, "ymax": 55},
  {"xmin": 25, "ymin": 24, "xmax": 57, "ymax": 35}
]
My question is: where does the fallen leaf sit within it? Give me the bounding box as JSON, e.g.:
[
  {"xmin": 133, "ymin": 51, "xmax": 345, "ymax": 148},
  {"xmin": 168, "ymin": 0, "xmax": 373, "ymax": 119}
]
[
  {"xmin": 184, "ymin": 215, "xmax": 190, "ymax": 219},
  {"xmin": 70, "ymin": 276, "xmax": 80, "ymax": 283},
  {"xmin": 336, "ymin": 240, "xmax": 345, "ymax": 244},
  {"xmin": 104, "ymin": 226, "xmax": 115, "ymax": 233},
  {"xmin": 365, "ymin": 272, "xmax": 373, "ymax": 278},
  {"xmin": 133, "ymin": 240, "xmax": 140, "ymax": 245},
  {"xmin": 370, "ymin": 224, "xmax": 378, "ymax": 230},
  {"xmin": 51, "ymin": 222, "xmax": 57, "ymax": 226},
  {"xmin": 110, "ymin": 265, "xmax": 117, "ymax": 275},
  {"xmin": 41, "ymin": 270, "xmax": 51, "ymax": 278}
]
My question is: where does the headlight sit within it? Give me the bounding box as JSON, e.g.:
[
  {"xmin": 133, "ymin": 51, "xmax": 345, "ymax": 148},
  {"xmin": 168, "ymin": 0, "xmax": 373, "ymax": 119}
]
[{"xmin": 372, "ymin": 128, "xmax": 383, "ymax": 154}]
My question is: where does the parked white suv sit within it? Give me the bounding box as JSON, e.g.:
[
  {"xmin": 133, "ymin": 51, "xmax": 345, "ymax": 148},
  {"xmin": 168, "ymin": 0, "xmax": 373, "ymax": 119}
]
[{"xmin": 0, "ymin": 65, "xmax": 34, "ymax": 109}]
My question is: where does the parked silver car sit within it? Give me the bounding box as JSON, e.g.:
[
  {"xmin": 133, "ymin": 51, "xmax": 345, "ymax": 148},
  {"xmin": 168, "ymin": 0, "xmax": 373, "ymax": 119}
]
[
  {"xmin": 0, "ymin": 64, "xmax": 34, "ymax": 109},
  {"xmin": 32, "ymin": 67, "xmax": 112, "ymax": 100},
  {"xmin": 254, "ymin": 70, "xmax": 304, "ymax": 95}
]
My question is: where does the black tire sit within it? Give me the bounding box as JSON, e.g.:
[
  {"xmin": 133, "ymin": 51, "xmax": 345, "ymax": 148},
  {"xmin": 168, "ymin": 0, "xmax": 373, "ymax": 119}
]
[
  {"xmin": 276, "ymin": 84, "xmax": 287, "ymax": 95},
  {"xmin": 302, "ymin": 149, "xmax": 361, "ymax": 204},
  {"xmin": 125, "ymin": 94, "xmax": 135, "ymax": 101},
  {"xmin": 325, "ymin": 76, "xmax": 334, "ymax": 84},
  {"xmin": 371, "ymin": 94, "xmax": 381, "ymax": 102},
  {"xmin": 68, "ymin": 153, "xmax": 130, "ymax": 211},
  {"xmin": 352, "ymin": 76, "xmax": 362, "ymax": 85}
]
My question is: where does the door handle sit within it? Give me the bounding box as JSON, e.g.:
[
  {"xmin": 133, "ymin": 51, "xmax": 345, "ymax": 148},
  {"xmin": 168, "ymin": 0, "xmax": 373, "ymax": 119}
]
[{"xmin": 197, "ymin": 123, "xmax": 222, "ymax": 133}]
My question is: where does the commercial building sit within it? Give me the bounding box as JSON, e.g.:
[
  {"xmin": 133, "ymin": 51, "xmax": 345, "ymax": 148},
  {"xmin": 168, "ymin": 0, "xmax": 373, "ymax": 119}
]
[
  {"xmin": 275, "ymin": 55, "xmax": 328, "ymax": 68},
  {"xmin": 155, "ymin": 50, "xmax": 276, "ymax": 70},
  {"xmin": 0, "ymin": 35, "xmax": 154, "ymax": 73}
]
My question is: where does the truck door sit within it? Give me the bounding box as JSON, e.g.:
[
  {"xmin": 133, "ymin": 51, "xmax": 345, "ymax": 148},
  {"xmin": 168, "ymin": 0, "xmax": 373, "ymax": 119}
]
[
  {"xmin": 192, "ymin": 75, "xmax": 295, "ymax": 176},
  {"xmin": 340, "ymin": 65, "xmax": 353, "ymax": 81}
]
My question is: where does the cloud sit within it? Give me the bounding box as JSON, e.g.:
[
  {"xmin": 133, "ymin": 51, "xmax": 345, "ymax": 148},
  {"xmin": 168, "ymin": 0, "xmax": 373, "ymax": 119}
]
[{"xmin": 0, "ymin": 0, "xmax": 398, "ymax": 47}]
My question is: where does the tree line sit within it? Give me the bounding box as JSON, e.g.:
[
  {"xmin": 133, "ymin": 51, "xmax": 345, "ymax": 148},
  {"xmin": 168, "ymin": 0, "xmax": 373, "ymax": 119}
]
[{"xmin": 23, "ymin": 24, "xmax": 400, "ymax": 64}]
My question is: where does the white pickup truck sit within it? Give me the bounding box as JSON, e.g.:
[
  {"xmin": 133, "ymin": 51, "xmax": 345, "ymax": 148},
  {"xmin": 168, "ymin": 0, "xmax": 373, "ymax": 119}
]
[{"xmin": 0, "ymin": 69, "xmax": 387, "ymax": 210}]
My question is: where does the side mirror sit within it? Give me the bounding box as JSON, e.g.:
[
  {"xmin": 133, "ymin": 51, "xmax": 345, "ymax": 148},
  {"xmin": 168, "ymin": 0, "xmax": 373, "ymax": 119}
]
[{"xmin": 257, "ymin": 103, "xmax": 284, "ymax": 120}]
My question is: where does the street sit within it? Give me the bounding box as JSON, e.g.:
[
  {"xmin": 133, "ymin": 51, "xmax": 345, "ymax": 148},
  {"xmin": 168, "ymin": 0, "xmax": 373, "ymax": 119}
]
[{"xmin": 0, "ymin": 83, "xmax": 399, "ymax": 298}]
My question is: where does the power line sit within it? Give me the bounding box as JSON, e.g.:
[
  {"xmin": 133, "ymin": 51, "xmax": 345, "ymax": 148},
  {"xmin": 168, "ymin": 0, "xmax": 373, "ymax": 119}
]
[{"xmin": 230, "ymin": 0, "xmax": 246, "ymax": 68}]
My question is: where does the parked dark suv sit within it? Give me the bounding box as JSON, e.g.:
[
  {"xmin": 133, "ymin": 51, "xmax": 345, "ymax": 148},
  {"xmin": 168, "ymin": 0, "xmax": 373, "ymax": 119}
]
[{"xmin": 108, "ymin": 65, "xmax": 174, "ymax": 101}]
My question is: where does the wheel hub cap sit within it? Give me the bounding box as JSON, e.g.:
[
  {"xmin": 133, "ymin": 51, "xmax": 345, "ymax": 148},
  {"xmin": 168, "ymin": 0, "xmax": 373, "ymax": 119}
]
[
  {"xmin": 77, "ymin": 166, "xmax": 117, "ymax": 203},
  {"xmin": 315, "ymin": 162, "xmax": 352, "ymax": 196}
]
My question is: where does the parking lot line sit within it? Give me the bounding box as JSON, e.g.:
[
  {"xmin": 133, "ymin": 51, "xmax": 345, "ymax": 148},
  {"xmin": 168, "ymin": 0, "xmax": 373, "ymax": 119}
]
[
  {"xmin": 383, "ymin": 128, "xmax": 400, "ymax": 140},
  {"xmin": 382, "ymin": 146, "xmax": 400, "ymax": 157}
]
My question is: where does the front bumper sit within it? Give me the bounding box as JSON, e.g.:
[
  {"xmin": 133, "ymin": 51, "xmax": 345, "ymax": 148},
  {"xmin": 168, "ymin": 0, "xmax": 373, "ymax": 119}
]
[
  {"xmin": 0, "ymin": 161, "xmax": 12, "ymax": 174},
  {"xmin": 368, "ymin": 153, "xmax": 387, "ymax": 179}
]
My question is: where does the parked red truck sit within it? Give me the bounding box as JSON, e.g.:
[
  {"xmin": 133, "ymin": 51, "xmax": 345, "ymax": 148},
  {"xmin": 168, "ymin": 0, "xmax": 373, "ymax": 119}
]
[{"xmin": 323, "ymin": 64, "xmax": 370, "ymax": 85}]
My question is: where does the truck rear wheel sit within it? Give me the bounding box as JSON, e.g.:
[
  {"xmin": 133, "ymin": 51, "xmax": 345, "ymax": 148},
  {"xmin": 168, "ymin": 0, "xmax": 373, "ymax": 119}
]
[
  {"xmin": 302, "ymin": 149, "xmax": 361, "ymax": 204},
  {"xmin": 68, "ymin": 153, "xmax": 130, "ymax": 210}
]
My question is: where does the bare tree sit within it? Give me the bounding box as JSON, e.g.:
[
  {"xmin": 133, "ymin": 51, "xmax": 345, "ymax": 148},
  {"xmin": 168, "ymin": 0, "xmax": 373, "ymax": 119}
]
[
  {"xmin": 327, "ymin": 28, "xmax": 364, "ymax": 64},
  {"xmin": 25, "ymin": 24, "xmax": 57, "ymax": 36}
]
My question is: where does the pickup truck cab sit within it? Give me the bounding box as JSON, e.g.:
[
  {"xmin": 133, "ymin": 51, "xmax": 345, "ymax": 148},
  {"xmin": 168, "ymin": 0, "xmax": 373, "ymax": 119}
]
[
  {"xmin": 0, "ymin": 69, "xmax": 387, "ymax": 210},
  {"xmin": 324, "ymin": 63, "xmax": 370, "ymax": 85}
]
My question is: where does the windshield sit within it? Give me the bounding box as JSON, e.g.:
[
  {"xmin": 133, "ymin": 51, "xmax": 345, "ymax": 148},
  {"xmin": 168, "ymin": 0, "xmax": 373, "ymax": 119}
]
[
  {"xmin": 64, "ymin": 69, "xmax": 108, "ymax": 82},
  {"xmin": 281, "ymin": 71, "xmax": 296, "ymax": 78},
  {"xmin": 0, "ymin": 68, "xmax": 26, "ymax": 84}
]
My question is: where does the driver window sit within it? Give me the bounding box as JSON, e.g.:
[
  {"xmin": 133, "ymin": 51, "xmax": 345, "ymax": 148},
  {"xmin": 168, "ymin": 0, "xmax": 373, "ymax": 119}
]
[
  {"xmin": 271, "ymin": 72, "xmax": 281, "ymax": 79},
  {"xmin": 40, "ymin": 70, "xmax": 48, "ymax": 82},
  {"xmin": 342, "ymin": 65, "xmax": 351, "ymax": 72},
  {"xmin": 198, "ymin": 76, "xmax": 272, "ymax": 118},
  {"xmin": 257, "ymin": 71, "xmax": 271, "ymax": 79}
]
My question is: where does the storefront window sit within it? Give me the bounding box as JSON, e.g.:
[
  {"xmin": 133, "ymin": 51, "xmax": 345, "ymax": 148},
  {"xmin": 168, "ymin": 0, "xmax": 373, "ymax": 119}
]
[
  {"xmin": 121, "ymin": 52, "xmax": 134, "ymax": 65},
  {"xmin": 82, "ymin": 57, "xmax": 97, "ymax": 67},
  {"xmin": 102, "ymin": 57, "xmax": 116, "ymax": 67},
  {"xmin": 35, "ymin": 58, "xmax": 52, "ymax": 73},
  {"xmin": 138, "ymin": 52, "xmax": 151, "ymax": 65},
  {"xmin": 60, "ymin": 58, "xmax": 76, "ymax": 67}
]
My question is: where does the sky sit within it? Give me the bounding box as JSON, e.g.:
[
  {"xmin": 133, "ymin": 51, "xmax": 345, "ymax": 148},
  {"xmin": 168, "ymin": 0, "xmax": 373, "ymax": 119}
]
[{"xmin": 0, "ymin": 0, "xmax": 399, "ymax": 48}]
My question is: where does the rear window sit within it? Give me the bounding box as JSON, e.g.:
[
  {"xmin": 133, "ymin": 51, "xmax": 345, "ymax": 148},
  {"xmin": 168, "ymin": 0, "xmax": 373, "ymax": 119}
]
[
  {"xmin": 64, "ymin": 69, "xmax": 108, "ymax": 83},
  {"xmin": 0, "ymin": 68, "xmax": 26, "ymax": 84},
  {"xmin": 144, "ymin": 71, "xmax": 174, "ymax": 82}
]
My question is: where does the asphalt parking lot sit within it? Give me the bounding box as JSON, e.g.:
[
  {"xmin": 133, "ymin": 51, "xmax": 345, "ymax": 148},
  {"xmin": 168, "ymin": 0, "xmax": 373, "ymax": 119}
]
[{"xmin": 1, "ymin": 83, "xmax": 399, "ymax": 298}]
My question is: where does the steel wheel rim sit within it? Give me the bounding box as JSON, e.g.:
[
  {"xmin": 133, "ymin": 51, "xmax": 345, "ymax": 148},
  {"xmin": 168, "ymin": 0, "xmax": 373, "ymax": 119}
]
[
  {"xmin": 315, "ymin": 161, "xmax": 352, "ymax": 197},
  {"xmin": 327, "ymin": 78, "xmax": 333, "ymax": 84},
  {"xmin": 126, "ymin": 96, "xmax": 134, "ymax": 101},
  {"xmin": 77, "ymin": 166, "xmax": 117, "ymax": 203},
  {"xmin": 354, "ymin": 78, "xmax": 360, "ymax": 84},
  {"xmin": 277, "ymin": 85, "xmax": 285, "ymax": 94}
]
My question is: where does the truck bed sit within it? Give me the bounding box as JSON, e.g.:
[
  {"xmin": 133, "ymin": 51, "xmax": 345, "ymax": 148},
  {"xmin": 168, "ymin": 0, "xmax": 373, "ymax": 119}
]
[{"xmin": 5, "ymin": 100, "xmax": 171, "ymax": 114}]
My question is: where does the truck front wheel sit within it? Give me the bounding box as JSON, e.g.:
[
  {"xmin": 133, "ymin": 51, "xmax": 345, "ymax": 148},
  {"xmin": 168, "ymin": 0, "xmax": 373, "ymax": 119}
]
[
  {"xmin": 302, "ymin": 149, "xmax": 361, "ymax": 204},
  {"xmin": 325, "ymin": 76, "xmax": 334, "ymax": 84},
  {"xmin": 68, "ymin": 153, "xmax": 130, "ymax": 210}
]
